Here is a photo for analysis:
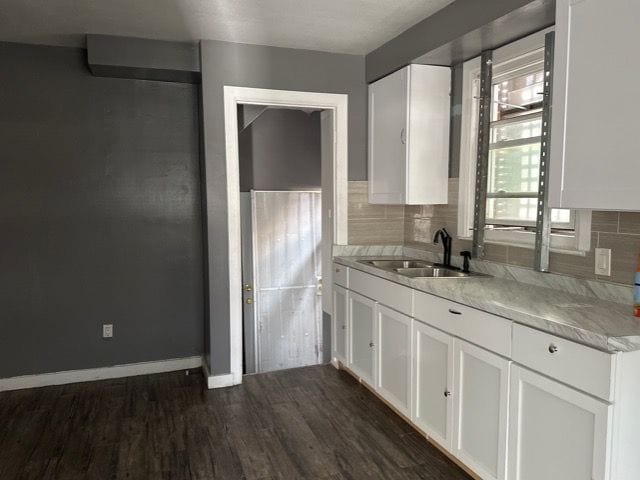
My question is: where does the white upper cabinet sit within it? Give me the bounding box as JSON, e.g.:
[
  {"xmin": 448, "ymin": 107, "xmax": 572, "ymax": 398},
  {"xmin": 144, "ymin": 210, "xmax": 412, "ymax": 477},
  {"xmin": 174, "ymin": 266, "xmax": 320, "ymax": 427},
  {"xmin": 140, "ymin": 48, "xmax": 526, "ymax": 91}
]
[
  {"xmin": 368, "ymin": 64, "xmax": 451, "ymax": 205},
  {"xmin": 550, "ymin": 0, "xmax": 640, "ymax": 210}
]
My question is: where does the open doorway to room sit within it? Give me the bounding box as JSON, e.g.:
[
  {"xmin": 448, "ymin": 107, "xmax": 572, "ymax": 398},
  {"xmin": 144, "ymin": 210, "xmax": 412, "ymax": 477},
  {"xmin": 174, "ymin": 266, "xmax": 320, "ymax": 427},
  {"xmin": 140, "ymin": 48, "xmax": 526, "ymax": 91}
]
[
  {"xmin": 222, "ymin": 87, "xmax": 348, "ymax": 386},
  {"xmin": 238, "ymin": 106, "xmax": 323, "ymax": 374}
]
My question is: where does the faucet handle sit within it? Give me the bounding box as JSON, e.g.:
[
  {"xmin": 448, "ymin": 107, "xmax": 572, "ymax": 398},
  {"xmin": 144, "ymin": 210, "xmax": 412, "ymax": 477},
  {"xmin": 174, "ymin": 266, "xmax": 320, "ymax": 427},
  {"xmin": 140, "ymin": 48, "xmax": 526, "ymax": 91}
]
[{"xmin": 460, "ymin": 251, "xmax": 472, "ymax": 273}]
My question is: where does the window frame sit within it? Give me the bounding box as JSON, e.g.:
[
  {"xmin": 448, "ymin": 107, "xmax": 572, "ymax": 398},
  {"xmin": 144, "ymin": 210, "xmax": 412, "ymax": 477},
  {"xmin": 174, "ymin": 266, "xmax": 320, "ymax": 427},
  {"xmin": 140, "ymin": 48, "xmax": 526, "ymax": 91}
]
[{"xmin": 457, "ymin": 28, "xmax": 591, "ymax": 256}]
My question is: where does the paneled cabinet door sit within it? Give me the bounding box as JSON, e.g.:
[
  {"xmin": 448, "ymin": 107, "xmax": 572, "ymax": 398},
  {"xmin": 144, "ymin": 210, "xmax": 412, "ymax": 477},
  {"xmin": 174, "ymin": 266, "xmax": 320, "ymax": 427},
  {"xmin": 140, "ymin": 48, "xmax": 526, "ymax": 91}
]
[
  {"xmin": 347, "ymin": 291, "xmax": 377, "ymax": 386},
  {"xmin": 376, "ymin": 305, "xmax": 412, "ymax": 416},
  {"xmin": 550, "ymin": 0, "xmax": 640, "ymax": 210},
  {"xmin": 453, "ymin": 339, "xmax": 510, "ymax": 480},
  {"xmin": 412, "ymin": 322, "xmax": 455, "ymax": 452},
  {"xmin": 507, "ymin": 365, "xmax": 612, "ymax": 480},
  {"xmin": 332, "ymin": 285, "xmax": 348, "ymax": 363}
]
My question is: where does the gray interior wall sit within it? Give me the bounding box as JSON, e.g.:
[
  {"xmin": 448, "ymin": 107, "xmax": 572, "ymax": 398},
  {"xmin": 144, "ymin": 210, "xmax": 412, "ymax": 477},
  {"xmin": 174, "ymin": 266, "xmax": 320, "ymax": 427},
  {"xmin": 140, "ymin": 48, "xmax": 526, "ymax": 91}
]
[
  {"xmin": 239, "ymin": 109, "xmax": 321, "ymax": 191},
  {"xmin": 0, "ymin": 42, "xmax": 204, "ymax": 378},
  {"xmin": 200, "ymin": 39, "xmax": 366, "ymax": 375},
  {"xmin": 366, "ymin": 0, "xmax": 554, "ymax": 81}
]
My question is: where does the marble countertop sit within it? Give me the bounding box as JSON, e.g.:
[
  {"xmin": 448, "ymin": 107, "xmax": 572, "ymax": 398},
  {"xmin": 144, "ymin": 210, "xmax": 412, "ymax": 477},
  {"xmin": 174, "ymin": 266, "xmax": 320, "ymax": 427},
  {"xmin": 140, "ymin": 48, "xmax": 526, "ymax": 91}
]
[{"xmin": 334, "ymin": 255, "xmax": 640, "ymax": 353}]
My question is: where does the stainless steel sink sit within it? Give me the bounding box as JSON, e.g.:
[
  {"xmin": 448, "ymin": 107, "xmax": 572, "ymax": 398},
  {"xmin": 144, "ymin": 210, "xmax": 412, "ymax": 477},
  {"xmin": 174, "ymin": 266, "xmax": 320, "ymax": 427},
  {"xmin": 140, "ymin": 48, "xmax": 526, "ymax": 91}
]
[
  {"xmin": 394, "ymin": 267, "xmax": 486, "ymax": 278},
  {"xmin": 360, "ymin": 259, "xmax": 432, "ymax": 269},
  {"xmin": 357, "ymin": 258, "xmax": 489, "ymax": 279}
]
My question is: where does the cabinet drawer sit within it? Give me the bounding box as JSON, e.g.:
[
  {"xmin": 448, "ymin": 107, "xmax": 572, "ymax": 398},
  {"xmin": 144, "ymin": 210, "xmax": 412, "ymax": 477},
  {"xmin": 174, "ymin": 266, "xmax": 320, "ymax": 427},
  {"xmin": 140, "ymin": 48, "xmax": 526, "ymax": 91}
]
[
  {"xmin": 348, "ymin": 269, "xmax": 412, "ymax": 316},
  {"xmin": 512, "ymin": 324, "xmax": 616, "ymax": 401},
  {"xmin": 333, "ymin": 263, "xmax": 349, "ymax": 287},
  {"xmin": 414, "ymin": 291, "xmax": 511, "ymax": 357}
]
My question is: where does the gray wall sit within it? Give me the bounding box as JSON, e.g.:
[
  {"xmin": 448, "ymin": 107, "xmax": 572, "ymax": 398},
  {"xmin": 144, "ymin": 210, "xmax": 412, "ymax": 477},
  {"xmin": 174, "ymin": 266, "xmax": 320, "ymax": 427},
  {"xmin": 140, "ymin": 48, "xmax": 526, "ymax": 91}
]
[
  {"xmin": 239, "ymin": 109, "xmax": 321, "ymax": 192},
  {"xmin": 0, "ymin": 42, "xmax": 204, "ymax": 377},
  {"xmin": 366, "ymin": 0, "xmax": 554, "ymax": 82},
  {"xmin": 200, "ymin": 40, "xmax": 366, "ymax": 374}
]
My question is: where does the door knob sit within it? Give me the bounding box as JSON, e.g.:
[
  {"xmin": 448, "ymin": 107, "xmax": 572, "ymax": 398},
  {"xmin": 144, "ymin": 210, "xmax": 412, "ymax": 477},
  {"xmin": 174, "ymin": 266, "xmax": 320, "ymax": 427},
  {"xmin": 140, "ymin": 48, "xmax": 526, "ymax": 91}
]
[
  {"xmin": 369, "ymin": 342, "xmax": 375, "ymax": 348},
  {"xmin": 444, "ymin": 390, "xmax": 451, "ymax": 397},
  {"xmin": 245, "ymin": 298, "xmax": 253, "ymax": 305},
  {"xmin": 548, "ymin": 344, "xmax": 558, "ymax": 354}
]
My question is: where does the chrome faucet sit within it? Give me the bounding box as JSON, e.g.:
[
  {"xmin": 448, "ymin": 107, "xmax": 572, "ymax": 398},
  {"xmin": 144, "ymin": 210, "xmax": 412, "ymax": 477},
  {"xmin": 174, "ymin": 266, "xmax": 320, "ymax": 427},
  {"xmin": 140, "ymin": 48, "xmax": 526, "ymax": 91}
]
[{"xmin": 433, "ymin": 228, "xmax": 452, "ymax": 267}]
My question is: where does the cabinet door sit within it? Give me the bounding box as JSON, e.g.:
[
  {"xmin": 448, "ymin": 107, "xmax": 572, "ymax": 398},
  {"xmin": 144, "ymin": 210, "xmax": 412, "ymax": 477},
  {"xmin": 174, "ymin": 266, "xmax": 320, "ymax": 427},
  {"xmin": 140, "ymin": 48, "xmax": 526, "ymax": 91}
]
[
  {"xmin": 508, "ymin": 365, "xmax": 612, "ymax": 480},
  {"xmin": 368, "ymin": 67, "xmax": 408, "ymax": 204},
  {"xmin": 348, "ymin": 291, "xmax": 376, "ymax": 385},
  {"xmin": 376, "ymin": 305, "xmax": 412, "ymax": 415},
  {"xmin": 332, "ymin": 285, "xmax": 348, "ymax": 363},
  {"xmin": 550, "ymin": 0, "xmax": 640, "ymax": 210},
  {"xmin": 412, "ymin": 321, "xmax": 454, "ymax": 451},
  {"xmin": 453, "ymin": 340, "xmax": 510, "ymax": 480}
]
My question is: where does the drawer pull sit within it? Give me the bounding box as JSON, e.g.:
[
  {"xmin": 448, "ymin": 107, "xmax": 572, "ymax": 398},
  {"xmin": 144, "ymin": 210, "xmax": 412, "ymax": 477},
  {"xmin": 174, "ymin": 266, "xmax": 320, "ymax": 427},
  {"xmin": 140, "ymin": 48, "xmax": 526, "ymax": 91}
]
[
  {"xmin": 369, "ymin": 342, "xmax": 375, "ymax": 348},
  {"xmin": 444, "ymin": 390, "xmax": 452, "ymax": 398},
  {"xmin": 548, "ymin": 344, "xmax": 559, "ymax": 354},
  {"xmin": 448, "ymin": 309, "xmax": 462, "ymax": 315}
]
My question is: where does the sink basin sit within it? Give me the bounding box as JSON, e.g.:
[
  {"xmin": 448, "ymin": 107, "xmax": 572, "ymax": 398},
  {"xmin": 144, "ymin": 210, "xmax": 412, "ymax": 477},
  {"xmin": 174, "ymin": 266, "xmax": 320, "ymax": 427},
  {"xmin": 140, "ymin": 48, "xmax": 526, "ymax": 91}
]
[
  {"xmin": 394, "ymin": 267, "xmax": 484, "ymax": 278},
  {"xmin": 360, "ymin": 259, "xmax": 432, "ymax": 269},
  {"xmin": 356, "ymin": 258, "xmax": 489, "ymax": 279}
]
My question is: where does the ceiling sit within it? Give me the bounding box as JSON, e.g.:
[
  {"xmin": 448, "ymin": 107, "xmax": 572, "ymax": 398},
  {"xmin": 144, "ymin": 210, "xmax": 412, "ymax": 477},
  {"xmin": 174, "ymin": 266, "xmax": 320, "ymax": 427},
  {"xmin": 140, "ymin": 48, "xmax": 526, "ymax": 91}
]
[{"xmin": 0, "ymin": 0, "xmax": 455, "ymax": 55}]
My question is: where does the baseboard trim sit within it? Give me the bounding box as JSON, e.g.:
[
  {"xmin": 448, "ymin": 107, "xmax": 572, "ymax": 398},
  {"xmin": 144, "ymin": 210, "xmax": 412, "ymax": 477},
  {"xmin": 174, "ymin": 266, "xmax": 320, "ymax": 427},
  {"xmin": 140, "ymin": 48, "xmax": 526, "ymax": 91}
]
[
  {"xmin": 0, "ymin": 355, "xmax": 203, "ymax": 392},
  {"xmin": 202, "ymin": 361, "xmax": 242, "ymax": 389}
]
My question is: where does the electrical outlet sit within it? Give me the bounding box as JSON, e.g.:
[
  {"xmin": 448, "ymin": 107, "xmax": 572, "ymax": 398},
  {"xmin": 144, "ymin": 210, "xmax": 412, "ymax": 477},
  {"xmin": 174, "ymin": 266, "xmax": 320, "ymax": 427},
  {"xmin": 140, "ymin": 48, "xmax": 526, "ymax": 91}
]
[
  {"xmin": 595, "ymin": 248, "xmax": 612, "ymax": 276},
  {"xmin": 102, "ymin": 324, "xmax": 113, "ymax": 339}
]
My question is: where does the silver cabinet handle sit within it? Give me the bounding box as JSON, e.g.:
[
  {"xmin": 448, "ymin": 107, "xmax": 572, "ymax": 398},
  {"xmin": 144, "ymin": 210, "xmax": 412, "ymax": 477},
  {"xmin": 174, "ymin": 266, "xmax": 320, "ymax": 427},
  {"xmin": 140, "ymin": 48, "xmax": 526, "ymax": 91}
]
[
  {"xmin": 548, "ymin": 344, "xmax": 559, "ymax": 354},
  {"xmin": 369, "ymin": 342, "xmax": 375, "ymax": 348},
  {"xmin": 444, "ymin": 390, "xmax": 451, "ymax": 397},
  {"xmin": 448, "ymin": 309, "xmax": 462, "ymax": 315}
]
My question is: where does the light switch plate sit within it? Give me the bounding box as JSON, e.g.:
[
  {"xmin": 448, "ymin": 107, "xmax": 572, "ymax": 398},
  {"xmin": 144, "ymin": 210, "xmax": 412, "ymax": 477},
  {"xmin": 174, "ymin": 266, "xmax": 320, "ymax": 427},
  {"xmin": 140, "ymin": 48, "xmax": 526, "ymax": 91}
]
[{"xmin": 595, "ymin": 248, "xmax": 611, "ymax": 276}]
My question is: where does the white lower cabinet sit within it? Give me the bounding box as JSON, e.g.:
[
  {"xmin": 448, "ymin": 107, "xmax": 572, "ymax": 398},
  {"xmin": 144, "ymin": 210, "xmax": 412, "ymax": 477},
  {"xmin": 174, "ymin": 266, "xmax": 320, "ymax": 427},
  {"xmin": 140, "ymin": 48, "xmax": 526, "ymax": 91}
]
[
  {"xmin": 347, "ymin": 291, "xmax": 377, "ymax": 385},
  {"xmin": 508, "ymin": 365, "xmax": 612, "ymax": 480},
  {"xmin": 376, "ymin": 305, "xmax": 412, "ymax": 416},
  {"xmin": 453, "ymin": 339, "xmax": 510, "ymax": 480},
  {"xmin": 412, "ymin": 321, "xmax": 454, "ymax": 451},
  {"xmin": 332, "ymin": 285, "xmax": 348, "ymax": 363}
]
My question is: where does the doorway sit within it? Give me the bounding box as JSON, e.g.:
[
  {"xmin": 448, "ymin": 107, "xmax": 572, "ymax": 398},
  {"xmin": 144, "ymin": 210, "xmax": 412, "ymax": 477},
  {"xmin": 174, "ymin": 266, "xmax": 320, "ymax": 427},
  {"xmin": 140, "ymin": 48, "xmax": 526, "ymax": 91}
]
[{"xmin": 215, "ymin": 87, "xmax": 348, "ymax": 388}]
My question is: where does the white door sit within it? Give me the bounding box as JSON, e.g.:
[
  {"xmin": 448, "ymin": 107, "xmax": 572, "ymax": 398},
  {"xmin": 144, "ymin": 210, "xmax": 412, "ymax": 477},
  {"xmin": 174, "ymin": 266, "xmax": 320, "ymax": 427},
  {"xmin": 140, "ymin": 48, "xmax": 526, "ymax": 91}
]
[
  {"xmin": 376, "ymin": 305, "xmax": 412, "ymax": 416},
  {"xmin": 252, "ymin": 190, "xmax": 322, "ymax": 373},
  {"xmin": 332, "ymin": 285, "xmax": 348, "ymax": 363},
  {"xmin": 454, "ymin": 339, "xmax": 510, "ymax": 480},
  {"xmin": 412, "ymin": 322, "xmax": 455, "ymax": 451},
  {"xmin": 368, "ymin": 67, "xmax": 408, "ymax": 204},
  {"xmin": 348, "ymin": 291, "xmax": 376, "ymax": 385},
  {"xmin": 508, "ymin": 365, "xmax": 611, "ymax": 480}
]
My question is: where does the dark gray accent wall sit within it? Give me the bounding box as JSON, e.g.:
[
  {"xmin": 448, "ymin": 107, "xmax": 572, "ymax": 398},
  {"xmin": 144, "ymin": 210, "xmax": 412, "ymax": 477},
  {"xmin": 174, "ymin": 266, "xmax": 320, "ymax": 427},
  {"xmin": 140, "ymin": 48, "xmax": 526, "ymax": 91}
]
[
  {"xmin": 200, "ymin": 40, "xmax": 366, "ymax": 375},
  {"xmin": 0, "ymin": 42, "xmax": 204, "ymax": 378},
  {"xmin": 366, "ymin": 0, "xmax": 554, "ymax": 82},
  {"xmin": 87, "ymin": 34, "xmax": 201, "ymax": 84},
  {"xmin": 239, "ymin": 109, "xmax": 321, "ymax": 192}
]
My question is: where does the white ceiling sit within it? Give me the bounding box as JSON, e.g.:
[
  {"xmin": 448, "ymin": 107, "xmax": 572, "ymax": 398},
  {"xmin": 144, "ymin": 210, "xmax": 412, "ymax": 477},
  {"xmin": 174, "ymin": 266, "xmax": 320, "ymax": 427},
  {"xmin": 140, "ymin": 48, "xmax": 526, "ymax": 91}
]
[{"xmin": 0, "ymin": 0, "xmax": 455, "ymax": 55}]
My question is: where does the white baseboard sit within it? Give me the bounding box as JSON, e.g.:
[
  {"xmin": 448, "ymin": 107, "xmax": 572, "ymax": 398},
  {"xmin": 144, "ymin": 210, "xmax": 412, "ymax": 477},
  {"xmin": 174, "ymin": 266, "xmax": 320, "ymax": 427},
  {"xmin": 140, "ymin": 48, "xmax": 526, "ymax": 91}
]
[
  {"xmin": 202, "ymin": 361, "xmax": 242, "ymax": 389},
  {"xmin": 0, "ymin": 355, "xmax": 203, "ymax": 392}
]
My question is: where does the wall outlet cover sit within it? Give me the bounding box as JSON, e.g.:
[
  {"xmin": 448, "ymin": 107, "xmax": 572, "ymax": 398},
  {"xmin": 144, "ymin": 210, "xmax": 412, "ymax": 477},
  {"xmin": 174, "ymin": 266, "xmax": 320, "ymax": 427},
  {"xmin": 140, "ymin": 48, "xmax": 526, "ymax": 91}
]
[
  {"xmin": 595, "ymin": 248, "xmax": 612, "ymax": 276},
  {"xmin": 102, "ymin": 324, "xmax": 113, "ymax": 339}
]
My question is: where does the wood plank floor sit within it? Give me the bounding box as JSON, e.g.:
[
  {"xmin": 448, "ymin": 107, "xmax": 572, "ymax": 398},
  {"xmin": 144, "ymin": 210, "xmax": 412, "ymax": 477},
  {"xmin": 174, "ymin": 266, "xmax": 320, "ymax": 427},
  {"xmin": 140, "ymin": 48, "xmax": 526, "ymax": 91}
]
[{"xmin": 0, "ymin": 365, "xmax": 472, "ymax": 480}]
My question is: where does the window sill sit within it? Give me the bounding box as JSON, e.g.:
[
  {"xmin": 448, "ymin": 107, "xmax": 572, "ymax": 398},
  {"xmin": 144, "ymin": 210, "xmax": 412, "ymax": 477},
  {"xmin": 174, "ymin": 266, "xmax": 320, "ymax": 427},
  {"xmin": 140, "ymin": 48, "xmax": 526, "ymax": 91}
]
[{"xmin": 459, "ymin": 231, "xmax": 589, "ymax": 257}]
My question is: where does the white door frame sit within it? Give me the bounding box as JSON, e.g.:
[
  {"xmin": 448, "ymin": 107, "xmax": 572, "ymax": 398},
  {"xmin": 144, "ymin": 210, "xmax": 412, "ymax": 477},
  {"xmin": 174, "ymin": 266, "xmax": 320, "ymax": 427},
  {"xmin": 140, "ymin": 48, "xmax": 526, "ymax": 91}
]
[{"xmin": 222, "ymin": 86, "xmax": 349, "ymax": 387}]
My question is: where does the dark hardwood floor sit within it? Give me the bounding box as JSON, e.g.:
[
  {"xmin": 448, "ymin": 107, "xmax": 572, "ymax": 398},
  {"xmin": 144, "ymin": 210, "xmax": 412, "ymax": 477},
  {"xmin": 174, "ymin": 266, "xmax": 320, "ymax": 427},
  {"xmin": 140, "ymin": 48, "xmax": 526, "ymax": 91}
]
[{"xmin": 0, "ymin": 365, "xmax": 472, "ymax": 480}]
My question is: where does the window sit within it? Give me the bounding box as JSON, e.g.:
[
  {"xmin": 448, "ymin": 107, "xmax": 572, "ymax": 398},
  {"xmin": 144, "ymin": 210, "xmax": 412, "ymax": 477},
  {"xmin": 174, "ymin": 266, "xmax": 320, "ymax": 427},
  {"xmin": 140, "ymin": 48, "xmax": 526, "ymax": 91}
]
[{"xmin": 458, "ymin": 29, "xmax": 591, "ymax": 254}]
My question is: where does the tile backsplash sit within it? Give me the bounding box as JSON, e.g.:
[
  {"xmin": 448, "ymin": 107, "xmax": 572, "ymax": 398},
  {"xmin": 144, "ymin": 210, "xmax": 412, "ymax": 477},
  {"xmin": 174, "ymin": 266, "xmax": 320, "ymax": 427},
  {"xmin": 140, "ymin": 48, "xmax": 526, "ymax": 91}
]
[
  {"xmin": 348, "ymin": 179, "xmax": 640, "ymax": 286},
  {"xmin": 348, "ymin": 181, "xmax": 404, "ymax": 245}
]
